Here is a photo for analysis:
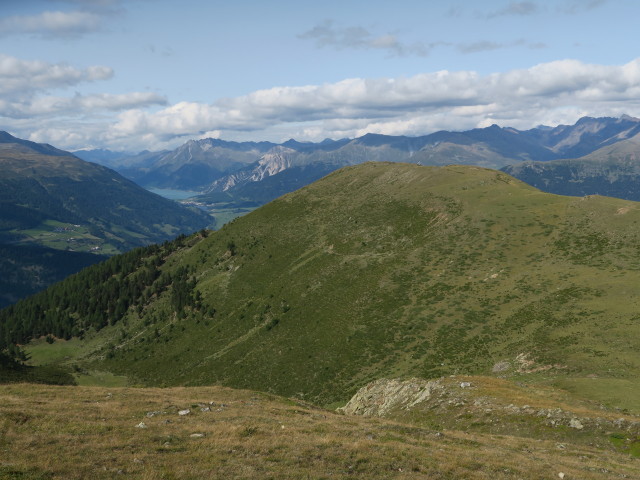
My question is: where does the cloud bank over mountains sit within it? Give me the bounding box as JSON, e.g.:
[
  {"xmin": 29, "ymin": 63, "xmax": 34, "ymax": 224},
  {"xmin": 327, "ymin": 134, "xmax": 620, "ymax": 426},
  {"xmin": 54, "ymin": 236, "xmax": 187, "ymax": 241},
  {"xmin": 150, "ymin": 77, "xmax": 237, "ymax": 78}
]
[
  {"xmin": 4, "ymin": 55, "xmax": 640, "ymax": 151},
  {"xmin": 0, "ymin": 0, "xmax": 634, "ymax": 151}
]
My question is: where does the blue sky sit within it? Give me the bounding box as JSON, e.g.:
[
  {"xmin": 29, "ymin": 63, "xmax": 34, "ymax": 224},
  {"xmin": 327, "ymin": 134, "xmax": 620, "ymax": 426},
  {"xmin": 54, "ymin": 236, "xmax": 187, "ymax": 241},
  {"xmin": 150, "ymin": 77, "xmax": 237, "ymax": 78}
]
[{"xmin": 1, "ymin": 0, "xmax": 639, "ymax": 151}]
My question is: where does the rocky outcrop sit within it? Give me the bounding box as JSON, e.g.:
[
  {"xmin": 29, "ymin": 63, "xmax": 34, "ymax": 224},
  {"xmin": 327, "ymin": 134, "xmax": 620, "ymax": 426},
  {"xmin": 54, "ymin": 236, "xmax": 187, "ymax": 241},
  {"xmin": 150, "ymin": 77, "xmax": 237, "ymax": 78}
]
[
  {"xmin": 338, "ymin": 378, "xmax": 442, "ymax": 417},
  {"xmin": 206, "ymin": 146, "xmax": 295, "ymax": 192},
  {"xmin": 338, "ymin": 376, "xmax": 640, "ymax": 442}
]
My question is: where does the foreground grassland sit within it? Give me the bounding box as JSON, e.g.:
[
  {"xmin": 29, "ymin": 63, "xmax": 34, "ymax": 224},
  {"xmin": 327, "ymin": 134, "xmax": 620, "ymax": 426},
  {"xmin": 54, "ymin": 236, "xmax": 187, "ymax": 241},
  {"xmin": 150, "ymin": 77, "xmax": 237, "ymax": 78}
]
[{"xmin": 1, "ymin": 383, "xmax": 639, "ymax": 480}]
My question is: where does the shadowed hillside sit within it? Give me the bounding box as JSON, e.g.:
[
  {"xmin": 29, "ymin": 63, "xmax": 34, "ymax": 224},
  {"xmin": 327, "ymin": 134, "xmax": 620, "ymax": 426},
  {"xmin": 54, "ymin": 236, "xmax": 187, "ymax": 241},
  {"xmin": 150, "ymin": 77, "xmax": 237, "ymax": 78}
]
[
  {"xmin": 0, "ymin": 132, "xmax": 211, "ymax": 306},
  {"xmin": 504, "ymin": 132, "xmax": 640, "ymax": 201}
]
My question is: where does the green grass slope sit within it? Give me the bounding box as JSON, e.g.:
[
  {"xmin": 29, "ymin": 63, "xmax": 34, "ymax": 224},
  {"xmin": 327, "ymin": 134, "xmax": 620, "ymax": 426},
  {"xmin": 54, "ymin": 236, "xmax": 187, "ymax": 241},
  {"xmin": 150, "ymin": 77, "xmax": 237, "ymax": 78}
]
[
  {"xmin": 340, "ymin": 375, "xmax": 640, "ymax": 454},
  {"xmin": 8, "ymin": 163, "xmax": 640, "ymax": 407}
]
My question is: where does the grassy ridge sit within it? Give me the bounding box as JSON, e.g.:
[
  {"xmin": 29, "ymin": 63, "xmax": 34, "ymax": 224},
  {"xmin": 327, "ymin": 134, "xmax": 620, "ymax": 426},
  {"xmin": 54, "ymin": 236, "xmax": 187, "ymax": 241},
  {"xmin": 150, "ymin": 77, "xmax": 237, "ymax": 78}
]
[
  {"xmin": 14, "ymin": 163, "xmax": 640, "ymax": 407},
  {"xmin": 341, "ymin": 375, "xmax": 640, "ymax": 453}
]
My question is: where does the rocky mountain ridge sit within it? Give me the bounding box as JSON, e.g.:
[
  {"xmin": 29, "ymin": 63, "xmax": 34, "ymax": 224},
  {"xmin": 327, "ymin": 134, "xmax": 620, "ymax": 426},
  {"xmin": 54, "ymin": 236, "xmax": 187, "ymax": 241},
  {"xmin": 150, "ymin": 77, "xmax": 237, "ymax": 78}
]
[
  {"xmin": 206, "ymin": 145, "xmax": 296, "ymax": 192},
  {"xmin": 503, "ymin": 129, "xmax": 640, "ymax": 201},
  {"xmin": 80, "ymin": 115, "xmax": 640, "ymax": 208}
]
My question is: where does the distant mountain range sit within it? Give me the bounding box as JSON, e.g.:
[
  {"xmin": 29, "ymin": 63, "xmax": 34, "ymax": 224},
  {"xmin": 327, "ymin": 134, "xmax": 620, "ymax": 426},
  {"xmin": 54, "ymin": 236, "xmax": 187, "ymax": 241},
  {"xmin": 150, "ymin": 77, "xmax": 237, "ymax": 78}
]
[
  {"xmin": 502, "ymin": 129, "xmax": 640, "ymax": 200},
  {"xmin": 0, "ymin": 132, "xmax": 211, "ymax": 306},
  {"xmin": 76, "ymin": 115, "xmax": 640, "ymax": 207}
]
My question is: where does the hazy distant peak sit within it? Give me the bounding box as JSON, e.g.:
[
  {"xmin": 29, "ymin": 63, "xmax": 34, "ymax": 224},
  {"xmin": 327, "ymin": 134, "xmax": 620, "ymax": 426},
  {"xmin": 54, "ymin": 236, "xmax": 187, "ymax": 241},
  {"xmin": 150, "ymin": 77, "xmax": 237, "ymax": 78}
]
[{"xmin": 620, "ymin": 114, "xmax": 640, "ymax": 122}]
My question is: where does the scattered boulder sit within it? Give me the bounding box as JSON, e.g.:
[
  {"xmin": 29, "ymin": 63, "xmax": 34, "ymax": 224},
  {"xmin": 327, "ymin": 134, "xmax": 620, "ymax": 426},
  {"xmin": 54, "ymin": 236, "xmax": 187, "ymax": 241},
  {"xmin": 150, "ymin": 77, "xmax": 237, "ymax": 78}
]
[
  {"xmin": 569, "ymin": 418, "xmax": 584, "ymax": 430},
  {"xmin": 135, "ymin": 422, "xmax": 147, "ymax": 429},
  {"xmin": 178, "ymin": 409, "xmax": 191, "ymax": 416}
]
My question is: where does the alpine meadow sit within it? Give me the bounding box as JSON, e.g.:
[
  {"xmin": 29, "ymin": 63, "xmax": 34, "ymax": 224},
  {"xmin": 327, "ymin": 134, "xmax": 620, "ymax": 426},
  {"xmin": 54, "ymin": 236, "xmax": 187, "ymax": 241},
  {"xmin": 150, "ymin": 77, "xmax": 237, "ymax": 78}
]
[
  {"xmin": 5, "ymin": 0, "xmax": 640, "ymax": 478},
  {"xmin": 2, "ymin": 163, "xmax": 640, "ymax": 478}
]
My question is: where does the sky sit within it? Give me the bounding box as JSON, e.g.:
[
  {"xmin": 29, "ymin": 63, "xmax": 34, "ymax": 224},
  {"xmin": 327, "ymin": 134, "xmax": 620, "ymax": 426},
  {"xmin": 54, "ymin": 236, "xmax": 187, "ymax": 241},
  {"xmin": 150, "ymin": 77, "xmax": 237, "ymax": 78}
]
[{"xmin": 1, "ymin": 0, "xmax": 640, "ymax": 152}]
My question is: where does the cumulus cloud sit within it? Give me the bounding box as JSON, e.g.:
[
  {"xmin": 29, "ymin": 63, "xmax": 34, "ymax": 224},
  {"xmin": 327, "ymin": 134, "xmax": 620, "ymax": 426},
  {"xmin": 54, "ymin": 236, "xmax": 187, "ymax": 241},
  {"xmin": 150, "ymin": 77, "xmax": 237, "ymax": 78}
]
[
  {"xmin": 0, "ymin": 10, "xmax": 105, "ymax": 38},
  {"xmin": 298, "ymin": 20, "xmax": 436, "ymax": 57},
  {"xmin": 0, "ymin": 54, "xmax": 165, "ymax": 146},
  {"xmin": 6, "ymin": 57, "xmax": 640, "ymax": 151},
  {"xmin": 95, "ymin": 58, "xmax": 640, "ymax": 150},
  {"xmin": 1, "ymin": 92, "xmax": 167, "ymax": 119},
  {"xmin": 0, "ymin": 54, "xmax": 113, "ymax": 98}
]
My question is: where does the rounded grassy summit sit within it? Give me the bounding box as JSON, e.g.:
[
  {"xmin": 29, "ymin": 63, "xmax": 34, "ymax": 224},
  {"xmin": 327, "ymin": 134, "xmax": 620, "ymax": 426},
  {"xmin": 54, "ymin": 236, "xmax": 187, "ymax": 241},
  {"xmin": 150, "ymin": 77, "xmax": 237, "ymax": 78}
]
[{"xmin": 5, "ymin": 162, "xmax": 640, "ymax": 409}]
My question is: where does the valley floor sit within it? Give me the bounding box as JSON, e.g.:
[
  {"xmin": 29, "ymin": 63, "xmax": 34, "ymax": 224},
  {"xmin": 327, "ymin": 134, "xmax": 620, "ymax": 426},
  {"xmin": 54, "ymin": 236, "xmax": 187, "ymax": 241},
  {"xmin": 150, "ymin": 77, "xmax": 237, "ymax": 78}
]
[{"xmin": 1, "ymin": 383, "xmax": 639, "ymax": 480}]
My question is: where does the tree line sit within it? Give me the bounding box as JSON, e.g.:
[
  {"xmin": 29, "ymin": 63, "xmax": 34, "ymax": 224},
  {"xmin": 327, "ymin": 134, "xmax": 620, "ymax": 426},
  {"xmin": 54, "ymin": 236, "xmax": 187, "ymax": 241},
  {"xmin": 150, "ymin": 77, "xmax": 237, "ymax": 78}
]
[{"xmin": 0, "ymin": 233, "xmax": 201, "ymax": 362}]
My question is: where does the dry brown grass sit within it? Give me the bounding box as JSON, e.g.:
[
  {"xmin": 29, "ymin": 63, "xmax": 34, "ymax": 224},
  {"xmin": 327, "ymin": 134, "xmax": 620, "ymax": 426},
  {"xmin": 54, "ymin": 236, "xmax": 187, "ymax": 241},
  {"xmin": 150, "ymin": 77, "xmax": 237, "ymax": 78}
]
[
  {"xmin": 457, "ymin": 375, "xmax": 638, "ymax": 421},
  {"xmin": 1, "ymin": 383, "xmax": 639, "ymax": 479}
]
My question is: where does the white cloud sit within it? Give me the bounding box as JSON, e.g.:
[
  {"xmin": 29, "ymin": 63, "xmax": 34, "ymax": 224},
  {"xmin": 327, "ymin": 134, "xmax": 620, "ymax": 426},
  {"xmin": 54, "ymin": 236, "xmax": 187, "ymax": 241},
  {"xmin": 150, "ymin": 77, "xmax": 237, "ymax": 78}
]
[
  {"xmin": 1, "ymin": 92, "xmax": 167, "ymax": 119},
  {"xmin": 0, "ymin": 55, "xmax": 163, "ymax": 119},
  {"xmin": 6, "ymin": 57, "xmax": 640, "ymax": 151},
  {"xmin": 0, "ymin": 54, "xmax": 165, "ymax": 147},
  {"xmin": 0, "ymin": 10, "xmax": 104, "ymax": 38},
  {"xmin": 98, "ymin": 58, "xmax": 640, "ymax": 149},
  {"xmin": 0, "ymin": 54, "xmax": 113, "ymax": 97}
]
